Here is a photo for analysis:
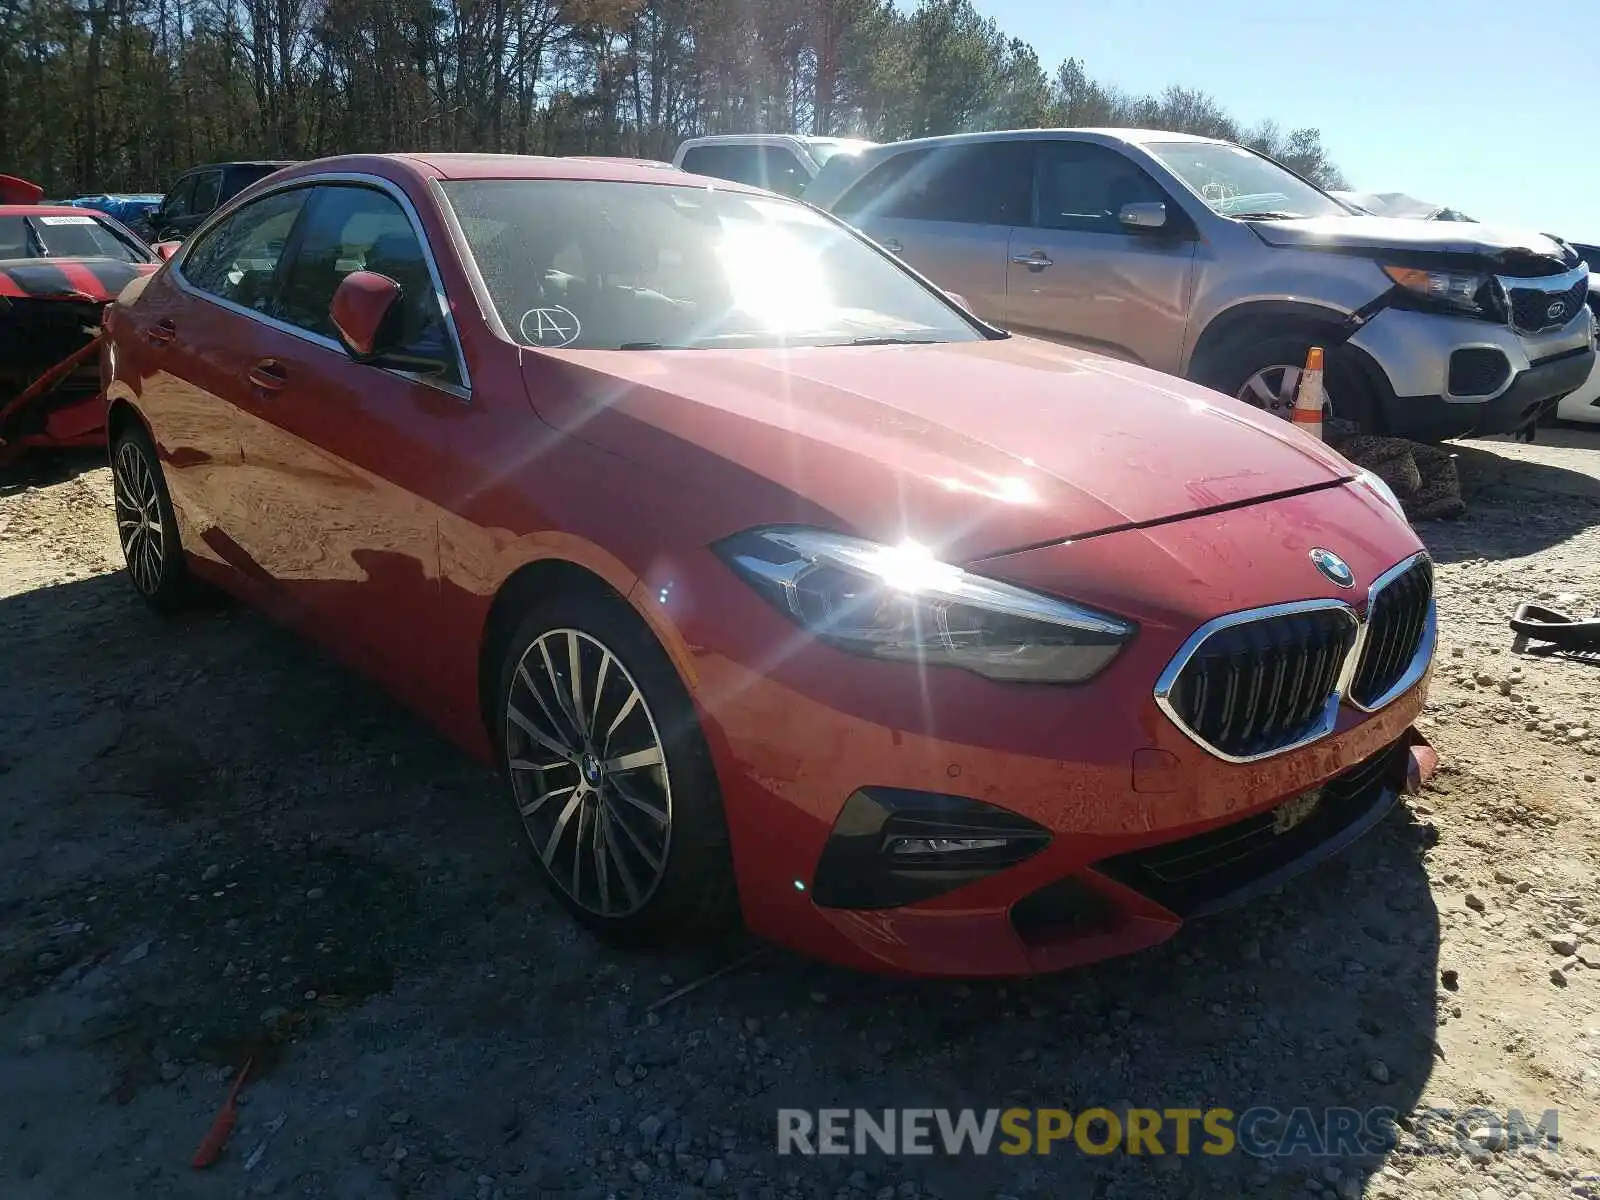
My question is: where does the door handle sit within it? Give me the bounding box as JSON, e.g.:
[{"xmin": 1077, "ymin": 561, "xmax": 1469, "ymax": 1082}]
[
  {"xmin": 247, "ymin": 359, "xmax": 288, "ymax": 394},
  {"xmin": 881, "ymin": 238, "xmax": 904, "ymax": 254},
  {"xmin": 1010, "ymin": 252, "xmax": 1054, "ymax": 268},
  {"xmin": 146, "ymin": 319, "xmax": 176, "ymax": 346}
]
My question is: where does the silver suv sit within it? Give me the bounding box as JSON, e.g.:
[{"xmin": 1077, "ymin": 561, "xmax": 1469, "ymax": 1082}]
[{"xmin": 805, "ymin": 129, "xmax": 1595, "ymax": 440}]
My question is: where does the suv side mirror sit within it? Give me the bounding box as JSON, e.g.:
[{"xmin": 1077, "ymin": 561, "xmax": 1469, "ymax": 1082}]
[
  {"xmin": 944, "ymin": 289, "xmax": 973, "ymax": 313},
  {"xmin": 1118, "ymin": 201, "xmax": 1168, "ymax": 231},
  {"xmin": 152, "ymin": 241, "xmax": 180, "ymax": 262},
  {"xmin": 331, "ymin": 270, "xmax": 403, "ymax": 361}
]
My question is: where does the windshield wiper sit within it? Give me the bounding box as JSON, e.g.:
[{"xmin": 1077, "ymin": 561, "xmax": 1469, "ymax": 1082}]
[
  {"xmin": 1229, "ymin": 211, "xmax": 1302, "ymax": 221},
  {"xmin": 22, "ymin": 218, "xmax": 50, "ymax": 256},
  {"xmin": 835, "ymin": 336, "xmax": 939, "ymax": 346}
]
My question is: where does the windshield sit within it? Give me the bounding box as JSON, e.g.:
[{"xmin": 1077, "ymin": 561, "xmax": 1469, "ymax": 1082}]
[
  {"xmin": 1145, "ymin": 141, "xmax": 1349, "ymax": 220},
  {"xmin": 441, "ymin": 178, "xmax": 983, "ymax": 350},
  {"xmin": 0, "ymin": 213, "xmax": 147, "ymax": 262},
  {"xmin": 808, "ymin": 139, "xmax": 875, "ymax": 166}
]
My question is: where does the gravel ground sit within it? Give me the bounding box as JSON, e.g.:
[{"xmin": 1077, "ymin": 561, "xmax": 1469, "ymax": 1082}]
[{"xmin": 0, "ymin": 432, "xmax": 1598, "ymax": 1200}]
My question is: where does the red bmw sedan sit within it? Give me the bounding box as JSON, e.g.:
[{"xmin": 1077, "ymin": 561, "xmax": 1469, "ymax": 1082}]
[{"xmin": 102, "ymin": 154, "xmax": 1437, "ymax": 977}]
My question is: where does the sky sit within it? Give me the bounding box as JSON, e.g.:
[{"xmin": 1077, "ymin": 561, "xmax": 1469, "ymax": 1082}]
[{"xmin": 968, "ymin": 0, "xmax": 1598, "ymax": 244}]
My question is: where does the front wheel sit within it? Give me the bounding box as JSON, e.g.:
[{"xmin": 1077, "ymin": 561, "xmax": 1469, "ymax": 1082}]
[
  {"xmin": 110, "ymin": 426, "xmax": 192, "ymax": 612},
  {"xmin": 1199, "ymin": 334, "xmax": 1377, "ymax": 437},
  {"xmin": 493, "ymin": 591, "xmax": 739, "ymax": 944}
]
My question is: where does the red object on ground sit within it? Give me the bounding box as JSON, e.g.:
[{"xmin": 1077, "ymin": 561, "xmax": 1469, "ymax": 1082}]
[
  {"xmin": 100, "ymin": 153, "xmax": 1440, "ymax": 976},
  {"xmin": 191, "ymin": 1057, "xmax": 253, "ymax": 1168}
]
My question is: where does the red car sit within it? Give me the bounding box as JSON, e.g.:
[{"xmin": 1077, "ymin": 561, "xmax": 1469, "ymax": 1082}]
[
  {"xmin": 101, "ymin": 154, "xmax": 1437, "ymax": 977},
  {"xmin": 0, "ymin": 174, "xmax": 158, "ymax": 466}
]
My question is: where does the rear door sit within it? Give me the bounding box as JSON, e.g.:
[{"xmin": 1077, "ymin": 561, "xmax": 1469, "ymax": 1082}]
[
  {"xmin": 128, "ymin": 185, "xmax": 311, "ymax": 584},
  {"xmin": 830, "ymin": 142, "xmax": 1032, "ymax": 325},
  {"xmin": 1003, "ymin": 140, "xmax": 1198, "ymax": 372},
  {"xmin": 224, "ymin": 179, "xmax": 470, "ymax": 700}
]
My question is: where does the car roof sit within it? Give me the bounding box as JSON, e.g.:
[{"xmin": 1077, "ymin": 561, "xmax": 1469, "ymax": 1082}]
[
  {"xmin": 180, "ymin": 160, "xmax": 297, "ymax": 172},
  {"xmin": 836, "ymin": 127, "xmax": 1220, "ymax": 155},
  {"xmin": 678, "ymin": 133, "xmax": 828, "ymax": 147},
  {"xmin": 268, "ymin": 152, "xmax": 771, "ymax": 194},
  {"xmin": 0, "ymin": 204, "xmax": 119, "ymax": 217}
]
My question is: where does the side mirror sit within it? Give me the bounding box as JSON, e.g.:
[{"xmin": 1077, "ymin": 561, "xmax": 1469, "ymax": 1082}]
[
  {"xmin": 1118, "ymin": 201, "xmax": 1168, "ymax": 231},
  {"xmin": 152, "ymin": 241, "xmax": 180, "ymax": 262},
  {"xmin": 944, "ymin": 290, "xmax": 974, "ymax": 314},
  {"xmin": 330, "ymin": 270, "xmax": 403, "ymax": 360}
]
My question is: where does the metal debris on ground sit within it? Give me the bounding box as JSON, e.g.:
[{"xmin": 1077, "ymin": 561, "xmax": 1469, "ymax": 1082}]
[{"xmin": 642, "ymin": 947, "xmax": 768, "ymax": 1016}]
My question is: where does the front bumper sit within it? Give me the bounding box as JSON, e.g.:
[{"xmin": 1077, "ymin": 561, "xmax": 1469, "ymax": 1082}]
[
  {"xmin": 1347, "ymin": 305, "xmax": 1595, "ymax": 440},
  {"xmin": 644, "ymin": 486, "xmax": 1434, "ymax": 977},
  {"xmin": 1556, "ymin": 351, "xmax": 1600, "ymax": 424}
]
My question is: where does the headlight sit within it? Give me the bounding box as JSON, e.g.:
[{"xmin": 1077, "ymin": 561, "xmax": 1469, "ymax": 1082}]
[
  {"xmin": 1353, "ymin": 468, "xmax": 1409, "ymax": 522},
  {"xmin": 1381, "ymin": 264, "xmax": 1498, "ymax": 317},
  {"xmin": 714, "ymin": 527, "xmax": 1134, "ymax": 683}
]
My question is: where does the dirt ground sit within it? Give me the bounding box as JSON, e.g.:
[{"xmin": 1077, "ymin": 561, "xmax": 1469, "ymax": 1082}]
[{"xmin": 1, "ymin": 431, "xmax": 1598, "ymax": 1200}]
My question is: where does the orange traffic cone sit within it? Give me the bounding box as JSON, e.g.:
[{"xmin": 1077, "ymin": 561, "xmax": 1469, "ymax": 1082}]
[{"xmin": 1292, "ymin": 346, "xmax": 1325, "ymax": 440}]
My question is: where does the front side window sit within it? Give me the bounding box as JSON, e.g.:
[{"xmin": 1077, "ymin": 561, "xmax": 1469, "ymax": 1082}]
[
  {"xmin": 0, "ymin": 213, "xmax": 148, "ymax": 262},
  {"xmin": 180, "ymin": 188, "xmax": 308, "ymax": 310},
  {"xmin": 1034, "ymin": 142, "xmax": 1173, "ymax": 234},
  {"xmin": 272, "ymin": 183, "xmax": 458, "ymax": 382},
  {"xmin": 190, "ymin": 171, "xmax": 224, "ymax": 217},
  {"xmin": 1145, "ymin": 141, "xmax": 1347, "ymax": 220},
  {"xmin": 443, "ymin": 178, "xmax": 985, "ymax": 351},
  {"xmin": 160, "ymin": 175, "xmax": 198, "ymax": 223}
]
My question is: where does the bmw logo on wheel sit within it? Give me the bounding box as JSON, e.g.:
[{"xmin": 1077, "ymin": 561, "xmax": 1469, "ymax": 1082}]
[{"xmin": 1310, "ymin": 547, "xmax": 1355, "ymax": 588}]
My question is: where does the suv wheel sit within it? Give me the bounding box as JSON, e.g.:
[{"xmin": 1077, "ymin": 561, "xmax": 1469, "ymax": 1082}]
[{"xmin": 1203, "ymin": 334, "xmax": 1376, "ymax": 436}]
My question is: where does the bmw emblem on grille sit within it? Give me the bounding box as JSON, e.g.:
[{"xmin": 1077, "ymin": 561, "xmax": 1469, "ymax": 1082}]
[{"xmin": 1310, "ymin": 547, "xmax": 1355, "ymax": 588}]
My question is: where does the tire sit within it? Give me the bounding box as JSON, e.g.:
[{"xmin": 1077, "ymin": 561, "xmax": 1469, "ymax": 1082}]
[
  {"xmin": 110, "ymin": 424, "xmax": 193, "ymax": 612},
  {"xmin": 1197, "ymin": 332, "xmax": 1378, "ymax": 436},
  {"xmin": 492, "ymin": 589, "xmax": 739, "ymax": 944}
]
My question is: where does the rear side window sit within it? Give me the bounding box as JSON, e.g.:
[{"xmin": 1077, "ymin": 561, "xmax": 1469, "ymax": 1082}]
[
  {"xmin": 832, "ymin": 152, "xmax": 927, "ymax": 219},
  {"xmin": 189, "ymin": 171, "xmax": 224, "ymax": 217},
  {"xmin": 838, "ymin": 143, "xmax": 1033, "ymax": 226},
  {"xmin": 181, "ymin": 188, "xmax": 308, "ymax": 311},
  {"xmin": 272, "ymin": 184, "xmax": 459, "ymax": 384},
  {"xmin": 1033, "ymin": 142, "xmax": 1171, "ymax": 234}
]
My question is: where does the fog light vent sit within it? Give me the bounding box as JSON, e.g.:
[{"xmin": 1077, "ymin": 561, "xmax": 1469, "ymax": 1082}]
[{"xmin": 811, "ymin": 787, "xmax": 1051, "ymax": 910}]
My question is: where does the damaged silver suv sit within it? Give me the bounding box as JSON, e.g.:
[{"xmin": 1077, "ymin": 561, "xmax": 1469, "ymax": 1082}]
[{"xmin": 805, "ymin": 129, "xmax": 1595, "ymax": 441}]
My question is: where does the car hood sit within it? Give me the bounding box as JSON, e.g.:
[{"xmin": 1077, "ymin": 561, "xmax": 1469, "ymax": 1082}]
[
  {"xmin": 523, "ymin": 337, "xmax": 1357, "ymax": 562},
  {"xmin": 1249, "ymin": 214, "xmax": 1573, "ymax": 268},
  {"xmin": 0, "ymin": 257, "xmax": 157, "ymax": 301}
]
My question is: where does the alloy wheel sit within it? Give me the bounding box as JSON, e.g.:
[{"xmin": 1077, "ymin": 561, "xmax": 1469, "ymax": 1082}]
[
  {"xmin": 504, "ymin": 628, "xmax": 673, "ymax": 918},
  {"xmin": 1237, "ymin": 363, "xmax": 1311, "ymax": 420},
  {"xmin": 113, "ymin": 440, "xmax": 166, "ymax": 595}
]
